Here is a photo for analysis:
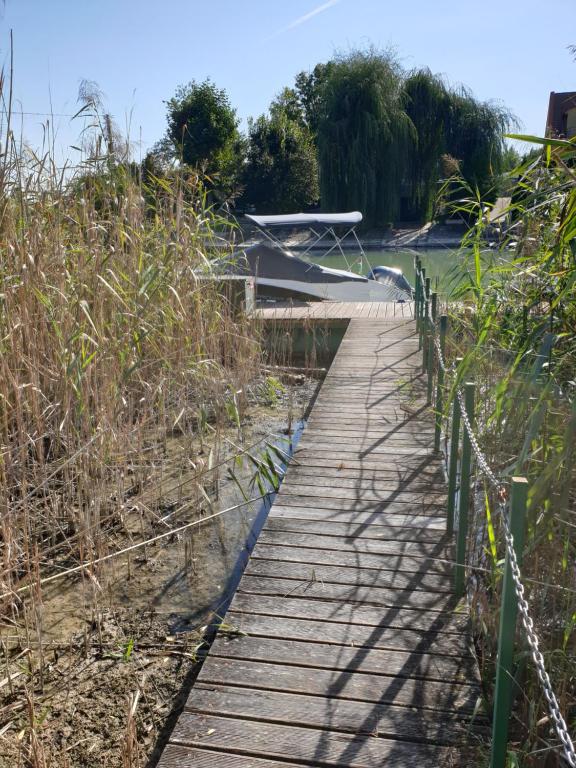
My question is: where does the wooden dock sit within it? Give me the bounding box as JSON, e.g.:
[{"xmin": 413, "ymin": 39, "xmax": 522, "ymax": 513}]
[
  {"xmin": 159, "ymin": 312, "xmax": 483, "ymax": 767},
  {"xmin": 254, "ymin": 300, "xmax": 414, "ymax": 322}
]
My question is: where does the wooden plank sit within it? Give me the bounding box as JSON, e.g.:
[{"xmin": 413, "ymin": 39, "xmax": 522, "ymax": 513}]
[
  {"xmin": 269, "ymin": 505, "xmax": 447, "ymax": 529},
  {"xmin": 186, "ymin": 685, "xmax": 483, "ymax": 745},
  {"xmin": 254, "ymin": 532, "xmax": 452, "ymax": 560},
  {"xmin": 208, "ymin": 635, "xmax": 479, "ymax": 684},
  {"xmin": 168, "ymin": 712, "xmax": 463, "ymax": 767},
  {"xmin": 196, "ymin": 657, "xmax": 479, "ymax": 713},
  {"xmin": 228, "ymin": 593, "xmax": 469, "ymax": 634},
  {"xmin": 277, "ymin": 483, "xmax": 447, "ymax": 504},
  {"xmin": 236, "ymin": 575, "xmax": 457, "ymax": 611},
  {"xmin": 264, "ymin": 516, "xmax": 448, "ymax": 543},
  {"xmin": 282, "ymin": 472, "xmax": 447, "ymax": 492},
  {"xmin": 271, "ymin": 495, "xmax": 448, "ymax": 517},
  {"xmin": 248, "ymin": 549, "xmax": 453, "ymax": 583},
  {"xmin": 160, "ymin": 745, "xmax": 313, "ymax": 768},
  {"xmin": 223, "ymin": 612, "xmax": 472, "ymax": 657}
]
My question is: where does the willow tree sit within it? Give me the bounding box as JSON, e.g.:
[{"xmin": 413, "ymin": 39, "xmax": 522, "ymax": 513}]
[
  {"xmin": 445, "ymin": 88, "xmax": 514, "ymax": 199},
  {"xmin": 402, "ymin": 70, "xmax": 451, "ymax": 222},
  {"xmin": 402, "ymin": 71, "xmax": 515, "ymax": 220},
  {"xmin": 317, "ymin": 50, "xmax": 414, "ymax": 227}
]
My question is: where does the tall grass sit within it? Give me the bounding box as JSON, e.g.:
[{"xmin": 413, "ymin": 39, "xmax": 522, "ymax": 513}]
[
  {"xmin": 0, "ymin": 74, "xmax": 260, "ymax": 627},
  {"xmin": 439, "ymin": 136, "xmax": 576, "ymax": 766}
]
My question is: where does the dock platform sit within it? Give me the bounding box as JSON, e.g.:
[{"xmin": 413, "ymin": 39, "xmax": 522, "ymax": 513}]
[
  {"xmin": 254, "ymin": 299, "xmax": 414, "ymax": 322},
  {"xmin": 158, "ymin": 312, "xmax": 483, "ymax": 767}
]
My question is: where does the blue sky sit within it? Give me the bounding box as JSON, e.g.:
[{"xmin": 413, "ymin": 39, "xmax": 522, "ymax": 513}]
[{"xmin": 2, "ymin": 0, "xmax": 575, "ymax": 164}]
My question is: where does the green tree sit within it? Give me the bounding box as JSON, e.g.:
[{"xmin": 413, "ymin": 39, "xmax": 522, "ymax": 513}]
[
  {"xmin": 445, "ymin": 88, "xmax": 513, "ymax": 199},
  {"xmin": 402, "ymin": 70, "xmax": 451, "ymax": 222},
  {"xmin": 270, "ymin": 87, "xmax": 306, "ymax": 128},
  {"xmin": 317, "ymin": 49, "xmax": 414, "ymax": 227},
  {"xmin": 162, "ymin": 79, "xmax": 242, "ymax": 199},
  {"xmin": 294, "ymin": 62, "xmax": 335, "ymax": 137},
  {"xmin": 242, "ymin": 110, "xmax": 319, "ymax": 213}
]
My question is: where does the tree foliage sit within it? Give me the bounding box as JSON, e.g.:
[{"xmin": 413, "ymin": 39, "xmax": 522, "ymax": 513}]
[
  {"xmin": 402, "ymin": 70, "xmax": 451, "ymax": 222},
  {"xmin": 162, "ymin": 79, "xmax": 243, "ymax": 199},
  {"xmin": 317, "ymin": 49, "xmax": 414, "ymax": 227},
  {"xmin": 294, "ymin": 62, "xmax": 335, "ymax": 137},
  {"xmin": 155, "ymin": 52, "xmax": 514, "ymax": 224},
  {"xmin": 444, "ymin": 88, "xmax": 513, "ymax": 198},
  {"xmin": 241, "ymin": 109, "xmax": 319, "ymax": 213},
  {"xmin": 314, "ymin": 52, "xmax": 514, "ymax": 225}
]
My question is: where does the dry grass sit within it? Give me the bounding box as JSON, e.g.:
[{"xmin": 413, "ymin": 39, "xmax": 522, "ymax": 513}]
[{"xmin": 0, "ymin": 66, "xmax": 265, "ymax": 766}]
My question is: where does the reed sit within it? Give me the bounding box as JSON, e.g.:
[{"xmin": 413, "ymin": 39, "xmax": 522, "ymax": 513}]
[
  {"xmin": 438, "ymin": 136, "xmax": 576, "ymax": 766},
  {"xmin": 0, "ymin": 65, "xmax": 262, "ymax": 765}
]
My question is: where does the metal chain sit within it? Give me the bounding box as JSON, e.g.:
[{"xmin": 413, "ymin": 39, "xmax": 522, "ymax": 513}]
[
  {"xmin": 418, "ymin": 279, "xmax": 576, "ymax": 766},
  {"xmin": 455, "ymin": 386, "xmax": 503, "ymax": 492},
  {"xmin": 500, "ymin": 503, "xmax": 576, "ymax": 767}
]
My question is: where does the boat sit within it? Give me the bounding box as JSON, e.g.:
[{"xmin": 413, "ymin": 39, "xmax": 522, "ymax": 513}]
[{"xmin": 219, "ymin": 211, "xmax": 413, "ymax": 303}]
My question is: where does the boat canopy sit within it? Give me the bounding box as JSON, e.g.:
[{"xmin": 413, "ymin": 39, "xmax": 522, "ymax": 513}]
[
  {"xmin": 245, "ymin": 211, "xmax": 365, "ymax": 270},
  {"xmin": 245, "ymin": 212, "xmax": 362, "ymax": 228}
]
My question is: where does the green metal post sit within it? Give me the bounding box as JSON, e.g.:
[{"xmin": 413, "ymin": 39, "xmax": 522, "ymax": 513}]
[
  {"xmin": 422, "ymin": 278, "xmax": 432, "ymax": 369},
  {"xmin": 434, "ymin": 315, "xmax": 447, "ymax": 452},
  {"xmin": 414, "ymin": 260, "xmax": 421, "ymax": 332},
  {"xmin": 446, "ymin": 358, "xmax": 463, "ymax": 536},
  {"xmin": 426, "ymin": 292, "xmax": 437, "ymax": 404},
  {"xmin": 419, "ymin": 268, "xmax": 426, "ymax": 350},
  {"xmin": 490, "ymin": 477, "xmax": 529, "ymax": 768},
  {"xmin": 455, "ymin": 382, "xmax": 475, "ymax": 597}
]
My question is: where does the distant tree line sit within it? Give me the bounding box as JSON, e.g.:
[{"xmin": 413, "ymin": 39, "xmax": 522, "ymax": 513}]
[{"xmin": 146, "ymin": 48, "xmax": 517, "ymax": 227}]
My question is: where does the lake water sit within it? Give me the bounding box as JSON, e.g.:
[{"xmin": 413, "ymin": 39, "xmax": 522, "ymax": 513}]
[{"xmin": 306, "ymin": 247, "xmax": 465, "ymax": 293}]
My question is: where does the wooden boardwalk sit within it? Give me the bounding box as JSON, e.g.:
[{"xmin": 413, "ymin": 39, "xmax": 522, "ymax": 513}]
[
  {"xmin": 159, "ymin": 314, "xmax": 483, "ymax": 767},
  {"xmin": 255, "ymin": 300, "xmax": 414, "ymax": 322}
]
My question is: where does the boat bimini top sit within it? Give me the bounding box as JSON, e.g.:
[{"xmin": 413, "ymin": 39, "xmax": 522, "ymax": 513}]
[{"xmin": 245, "ymin": 211, "xmax": 365, "ymax": 270}]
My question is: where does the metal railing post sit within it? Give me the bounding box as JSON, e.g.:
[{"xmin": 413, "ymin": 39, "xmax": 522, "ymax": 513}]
[
  {"xmin": 490, "ymin": 477, "xmax": 529, "ymax": 768},
  {"xmin": 414, "ymin": 259, "xmax": 421, "ymax": 332},
  {"xmin": 422, "ymin": 278, "xmax": 431, "ymax": 370},
  {"xmin": 446, "ymin": 358, "xmax": 463, "ymax": 536},
  {"xmin": 455, "ymin": 382, "xmax": 475, "ymax": 597},
  {"xmin": 426, "ymin": 292, "xmax": 437, "ymax": 405},
  {"xmin": 431, "ymin": 291, "xmax": 438, "ymax": 323},
  {"xmin": 419, "ymin": 268, "xmax": 426, "ymax": 350},
  {"xmin": 434, "ymin": 315, "xmax": 447, "ymax": 452}
]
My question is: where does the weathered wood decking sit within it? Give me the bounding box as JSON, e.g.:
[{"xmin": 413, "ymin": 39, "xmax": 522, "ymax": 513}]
[
  {"xmin": 255, "ymin": 300, "xmax": 414, "ymax": 322},
  {"xmin": 159, "ymin": 312, "xmax": 483, "ymax": 767}
]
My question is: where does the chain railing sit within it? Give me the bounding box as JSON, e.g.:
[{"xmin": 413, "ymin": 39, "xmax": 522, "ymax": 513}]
[{"xmin": 414, "ymin": 258, "xmax": 576, "ymax": 768}]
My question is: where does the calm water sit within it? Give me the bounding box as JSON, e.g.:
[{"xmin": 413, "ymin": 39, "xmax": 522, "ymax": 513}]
[{"xmin": 306, "ymin": 247, "xmax": 465, "ymax": 293}]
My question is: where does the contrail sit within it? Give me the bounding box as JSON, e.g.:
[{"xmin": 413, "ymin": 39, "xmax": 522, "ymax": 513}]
[{"xmin": 267, "ymin": 0, "xmax": 340, "ymax": 39}]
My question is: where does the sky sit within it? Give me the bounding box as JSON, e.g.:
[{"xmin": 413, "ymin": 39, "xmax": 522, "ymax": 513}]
[{"xmin": 1, "ymin": 0, "xmax": 575, "ymax": 166}]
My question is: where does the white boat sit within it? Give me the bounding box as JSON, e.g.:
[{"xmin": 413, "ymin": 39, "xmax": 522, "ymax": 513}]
[{"xmin": 223, "ymin": 211, "xmax": 413, "ymax": 303}]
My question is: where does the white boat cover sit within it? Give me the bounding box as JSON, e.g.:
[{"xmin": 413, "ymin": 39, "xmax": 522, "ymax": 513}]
[{"xmin": 246, "ymin": 212, "xmax": 362, "ymax": 228}]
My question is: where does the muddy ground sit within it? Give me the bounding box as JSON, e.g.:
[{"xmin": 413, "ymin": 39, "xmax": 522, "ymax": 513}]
[{"xmin": 0, "ymin": 374, "xmax": 319, "ymax": 768}]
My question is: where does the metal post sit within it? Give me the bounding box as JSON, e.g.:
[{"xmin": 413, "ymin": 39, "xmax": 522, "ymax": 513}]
[
  {"xmin": 455, "ymin": 382, "xmax": 475, "ymax": 597},
  {"xmin": 446, "ymin": 358, "xmax": 463, "ymax": 536},
  {"xmin": 490, "ymin": 477, "xmax": 529, "ymax": 768},
  {"xmin": 414, "ymin": 260, "xmax": 421, "ymax": 333},
  {"xmin": 426, "ymin": 292, "xmax": 437, "ymax": 405},
  {"xmin": 419, "ymin": 268, "xmax": 426, "ymax": 350},
  {"xmin": 431, "ymin": 291, "xmax": 438, "ymax": 323},
  {"xmin": 434, "ymin": 315, "xmax": 447, "ymax": 452},
  {"xmin": 422, "ymin": 278, "xmax": 432, "ymax": 370}
]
